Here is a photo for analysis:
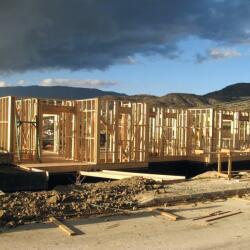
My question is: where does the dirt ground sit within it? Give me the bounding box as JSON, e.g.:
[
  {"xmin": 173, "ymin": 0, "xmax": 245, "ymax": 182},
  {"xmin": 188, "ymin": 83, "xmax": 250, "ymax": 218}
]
[
  {"xmin": 1, "ymin": 171, "xmax": 250, "ymax": 249},
  {"xmin": 1, "ymin": 198, "xmax": 250, "ymax": 250},
  {"xmin": 0, "ymin": 177, "xmax": 160, "ymax": 227},
  {"xmin": 1, "ymin": 172, "xmax": 250, "ymax": 228}
]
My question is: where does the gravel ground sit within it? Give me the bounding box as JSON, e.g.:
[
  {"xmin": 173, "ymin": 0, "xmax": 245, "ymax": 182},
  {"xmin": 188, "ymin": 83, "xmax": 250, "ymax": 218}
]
[
  {"xmin": 136, "ymin": 172, "xmax": 250, "ymax": 204},
  {"xmin": 1, "ymin": 198, "xmax": 250, "ymax": 250},
  {"xmin": 0, "ymin": 177, "xmax": 161, "ymax": 228},
  {"xmin": 1, "ymin": 172, "xmax": 250, "ymax": 229}
]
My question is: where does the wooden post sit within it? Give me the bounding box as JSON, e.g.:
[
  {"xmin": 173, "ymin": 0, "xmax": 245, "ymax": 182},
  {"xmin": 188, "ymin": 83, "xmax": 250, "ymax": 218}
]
[
  {"xmin": 114, "ymin": 101, "xmax": 120, "ymax": 163},
  {"xmin": 233, "ymin": 111, "xmax": 239, "ymax": 150},
  {"xmin": 217, "ymin": 151, "xmax": 222, "ymax": 174},
  {"xmin": 228, "ymin": 151, "xmax": 232, "ymax": 180},
  {"xmin": 208, "ymin": 108, "xmax": 214, "ymax": 163},
  {"xmin": 74, "ymin": 102, "xmax": 79, "ymax": 160},
  {"xmin": 218, "ymin": 110, "xmax": 222, "ymax": 151},
  {"xmin": 144, "ymin": 103, "xmax": 150, "ymax": 162},
  {"xmin": 37, "ymin": 100, "xmax": 43, "ymax": 162},
  {"xmin": 8, "ymin": 96, "xmax": 15, "ymax": 153},
  {"xmin": 95, "ymin": 98, "xmax": 101, "ymax": 164}
]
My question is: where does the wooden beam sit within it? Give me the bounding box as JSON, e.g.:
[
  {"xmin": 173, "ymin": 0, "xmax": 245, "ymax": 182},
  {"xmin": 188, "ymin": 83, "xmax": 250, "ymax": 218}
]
[
  {"xmin": 228, "ymin": 152, "xmax": 232, "ymax": 180},
  {"xmin": 217, "ymin": 152, "xmax": 222, "ymax": 174},
  {"xmin": 239, "ymin": 115, "xmax": 249, "ymax": 121},
  {"xmin": 193, "ymin": 211, "xmax": 231, "ymax": 221},
  {"xmin": 8, "ymin": 96, "xmax": 15, "ymax": 152},
  {"xmin": 80, "ymin": 170, "xmax": 185, "ymax": 183},
  {"xmin": 102, "ymin": 170, "xmax": 185, "ymax": 180},
  {"xmin": 147, "ymin": 208, "xmax": 179, "ymax": 221},
  {"xmin": 80, "ymin": 170, "xmax": 164, "ymax": 182},
  {"xmin": 49, "ymin": 217, "xmax": 77, "ymax": 236},
  {"xmin": 205, "ymin": 211, "xmax": 242, "ymax": 222},
  {"xmin": 222, "ymin": 114, "xmax": 234, "ymax": 120},
  {"xmin": 42, "ymin": 104, "xmax": 76, "ymax": 114},
  {"xmin": 95, "ymin": 98, "xmax": 101, "ymax": 164},
  {"xmin": 119, "ymin": 106, "xmax": 132, "ymax": 114},
  {"xmin": 164, "ymin": 113, "xmax": 177, "ymax": 119},
  {"xmin": 100, "ymin": 116, "xmax": 114, "ymax": 134},
  {"xmin": 149, "ymin": 111, "xmax": 156, "ymax": 117}
]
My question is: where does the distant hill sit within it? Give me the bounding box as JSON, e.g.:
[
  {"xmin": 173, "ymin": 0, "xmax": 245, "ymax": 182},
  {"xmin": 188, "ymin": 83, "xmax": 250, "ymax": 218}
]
[
  {"xmin": 0, "ymin": 86, "xmax": 126, "ymax": 99},
  {"xmin": 159, "ymin": 93, "xmax": 218, "ymax": 107},
  {"xmin": 1, "ymin": 82, "xmax": 250, "ymax": 108},
  {"xmin": 130, "ymin": 93, "xmax": 219, "ymax": 108},
  {"xmin": 131, "ymin": 83, "xmax": 250, "ymax": 108},
  {"xmin": 204, "ymin": 83, "xmax": 250, "ymax": 102}
]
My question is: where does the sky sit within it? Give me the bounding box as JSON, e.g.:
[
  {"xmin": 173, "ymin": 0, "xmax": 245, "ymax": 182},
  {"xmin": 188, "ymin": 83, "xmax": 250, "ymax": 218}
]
[{"xmin": 0, "ymin": 0, "xmax": 250, "ymax": 96}]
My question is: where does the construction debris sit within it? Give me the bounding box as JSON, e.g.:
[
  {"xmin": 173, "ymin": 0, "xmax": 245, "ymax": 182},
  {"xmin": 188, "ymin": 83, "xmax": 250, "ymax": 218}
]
[
  {"xmin": 205, "ymin": 211, "xmax": 242, "ymax": 222},
  {"xmin": 192, "ymin": 211, "xmax": 231, "ymax": 221},
  {"xmin": 1, "ymin": 175, "xmax": 250, "ymax": 230},
  {"xmin": 147, "ymin": 207, "xmax": 179, "ymax": 221},
  {"xmin": 49, "ymin": 217, "xmax": 77, "ymax": 236},
  {"xmin": 0, "ymin": 177, "xmax": 160, "ymax": 228},
  {"xmin": 80, "ymin": 170, "xmax": 185, "ymax": 183}
]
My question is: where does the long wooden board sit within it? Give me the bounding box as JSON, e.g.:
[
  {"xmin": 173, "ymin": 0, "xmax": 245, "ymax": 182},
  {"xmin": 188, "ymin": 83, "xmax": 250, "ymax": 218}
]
[
  {"xmin": 205, "ymin": 211, "xmax": 242, "ymax": 222},
  {"xmin": 49, "ymin": 217, "xmax": 77, "ymax": 236}
]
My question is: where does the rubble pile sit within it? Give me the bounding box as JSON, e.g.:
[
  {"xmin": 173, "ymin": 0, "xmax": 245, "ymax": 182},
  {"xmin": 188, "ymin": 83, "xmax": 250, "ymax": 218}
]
[{"xmin": 0, "ymin": 177, "xmax": 161, "ymax": 228}]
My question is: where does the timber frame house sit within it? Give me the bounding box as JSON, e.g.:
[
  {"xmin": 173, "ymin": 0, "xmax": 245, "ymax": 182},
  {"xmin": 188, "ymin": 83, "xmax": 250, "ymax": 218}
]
[{"xmin": 1, "ymin": 96, "xmax": 250, "ymax": 172}]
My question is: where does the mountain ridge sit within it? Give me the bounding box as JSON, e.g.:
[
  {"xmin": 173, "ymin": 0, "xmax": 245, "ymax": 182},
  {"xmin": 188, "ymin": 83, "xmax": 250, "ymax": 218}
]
[
  {"xmin": 0, "ymin": 82, "xmax": 250, "ymax": 108},
  {"xmin": 0, "ymin": 85, "xmax": 126, "ymax": 99}
]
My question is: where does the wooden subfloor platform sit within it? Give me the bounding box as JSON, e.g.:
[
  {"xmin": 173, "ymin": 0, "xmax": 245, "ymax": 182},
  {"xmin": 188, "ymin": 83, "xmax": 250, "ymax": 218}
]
[
  {"xmin": 19, "ymin": 162, "xmax": 149, "ymax": 173},
  {"xmin": 16, "ymin": 152, "xmax": 250, "ymax": 174},
  {"xmin": 18, "ymin": 152, "xmax": 148, "ymax": 173}
]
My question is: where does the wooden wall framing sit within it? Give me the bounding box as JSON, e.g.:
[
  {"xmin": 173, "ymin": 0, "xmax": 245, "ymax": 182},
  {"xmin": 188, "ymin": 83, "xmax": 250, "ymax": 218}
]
[
  {"xmin": 0, "ymin": 96, "xmax": 14, "ymax": 153},
  {"xmin": 15, "ymin": 98, "xmax": 40, "ymax": 161},
  {"xmin": 98, "ymin": 99, "xmax": 148, "ymax": 164},
  {"xmin": 2, "ymin": 95, "xmax": 250, "ymax": 166},
  {"xmin": 148, "ymin": 107, "xmax": 188, "ymax": 160}
]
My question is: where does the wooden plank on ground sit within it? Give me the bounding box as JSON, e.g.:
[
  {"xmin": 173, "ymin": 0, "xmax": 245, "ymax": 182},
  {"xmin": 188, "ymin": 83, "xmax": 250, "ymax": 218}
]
[
  {"xmin": 147, "ymin": 207, "xmax": 179, "ymax": 221},
  {"xmin": 49, "ymin": 217, "xmax": 77, "ymax": 236},
  {"xmin": 102, "ymin": 170, "xmax": 185, "ymax": 180},
  {"xmin": 193, "ymin": 211, "xmax": 231, "ymax": 221},
  {"xmin": 156, "ymin": 209, "xmax": 178, "ymax": 221},
  {"xmin": 205, "ymin": 211, "xmax": 242, "ymax": 222},
  {"xmin": 80, "ymin": 171, "xmax": 164, "ymax": 182}
]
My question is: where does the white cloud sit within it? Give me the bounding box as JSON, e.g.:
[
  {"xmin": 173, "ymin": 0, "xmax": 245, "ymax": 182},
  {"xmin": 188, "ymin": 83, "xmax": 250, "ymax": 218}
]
[
  {"xmin": 0, "ymin": 79, "xmax": 27, "ymax": 87},
  {"xmin": 40, "ymin": 78, "xmax": 118, "ymax": 88},
  {"xmin": 17, "ymin": 79, "xmax": 26, "ymax": 85},
  {"xmin": 0, "ymin": 81, "xmax": 7, "ymax": 87},
  {"xmin": 116, "ymin": 56, "xmax": 138, "ymax": 65},
  {"xmin": 196, "ymin": 47, "xmax": 241, "ymax": 63},
  {"xmin": 209, "ymin": 48, "xmax": 241, "ymax": 59}
]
